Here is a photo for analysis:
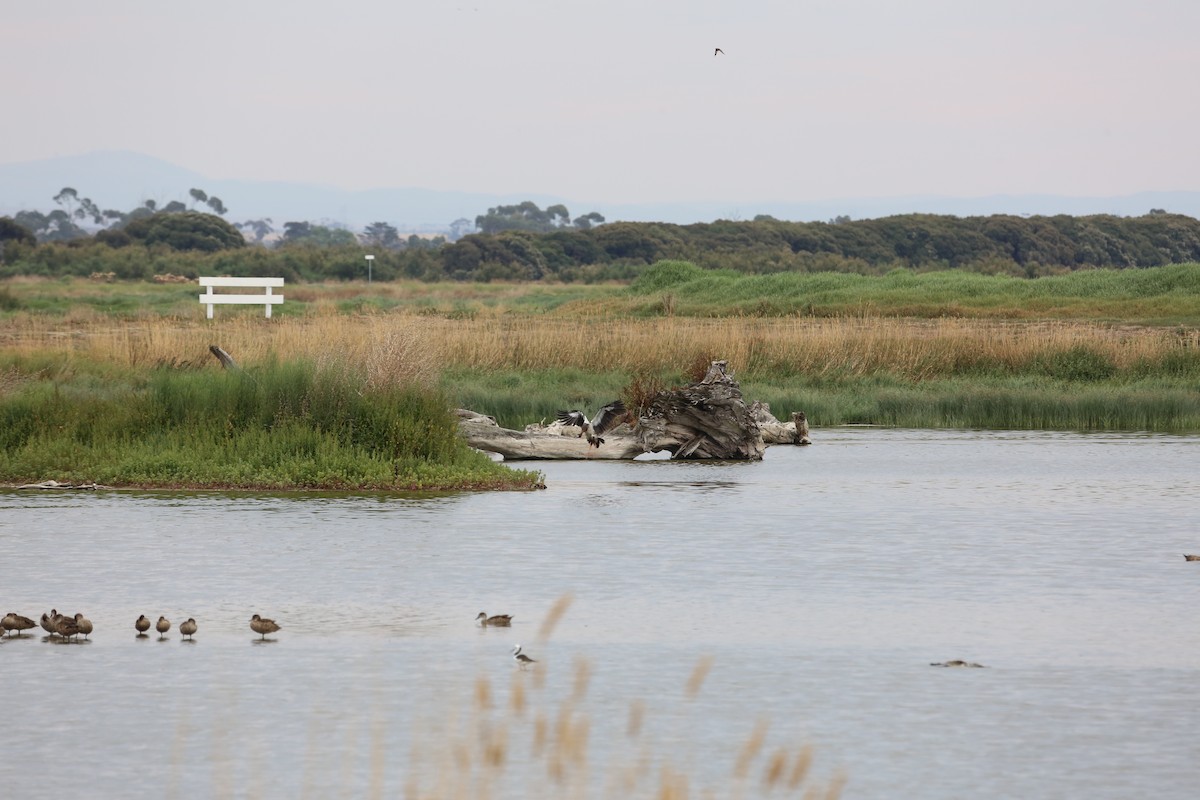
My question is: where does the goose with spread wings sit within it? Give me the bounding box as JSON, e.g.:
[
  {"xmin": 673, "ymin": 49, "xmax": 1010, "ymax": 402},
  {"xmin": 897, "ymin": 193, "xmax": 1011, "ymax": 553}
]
[{"xmin": 556, "ymin": 400, "xmax": 626, "ymax": 448}]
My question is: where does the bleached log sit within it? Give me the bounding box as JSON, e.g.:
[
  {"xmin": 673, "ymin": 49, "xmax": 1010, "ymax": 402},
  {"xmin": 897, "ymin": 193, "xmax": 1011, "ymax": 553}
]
[
  {"xmin": 456, "ymin": 361, "xmax": 811, "ymax": 460},
  {"xmin": 458, "ymin": 411, "xmax": 644, "ymax": 460}
]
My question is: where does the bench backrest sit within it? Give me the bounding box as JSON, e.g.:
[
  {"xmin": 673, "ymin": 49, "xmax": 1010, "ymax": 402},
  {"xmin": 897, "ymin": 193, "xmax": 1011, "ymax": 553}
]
[
  {"xmin": 199, "ymin": 276, "xmax": 285, "ymax": 318},
  {"xmin": 199, "ymin": 277, "xmax": 285, "ymax": 288}
]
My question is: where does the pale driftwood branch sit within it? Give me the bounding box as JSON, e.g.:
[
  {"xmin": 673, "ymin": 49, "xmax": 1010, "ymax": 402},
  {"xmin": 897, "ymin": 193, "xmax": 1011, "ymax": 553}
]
[
  {"xmin": 458, "ymin": 360, "xmax": 812, "ymax": 461},
  {"xmin": 16, "ymin": 480, "xmax": 105, "ymax": 490}
]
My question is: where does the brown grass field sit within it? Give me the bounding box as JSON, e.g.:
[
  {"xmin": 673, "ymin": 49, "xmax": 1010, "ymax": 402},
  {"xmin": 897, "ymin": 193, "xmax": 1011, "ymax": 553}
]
[{"xmin": 1, "ymin": 311, "xmax": 1195, "ymax": 383}]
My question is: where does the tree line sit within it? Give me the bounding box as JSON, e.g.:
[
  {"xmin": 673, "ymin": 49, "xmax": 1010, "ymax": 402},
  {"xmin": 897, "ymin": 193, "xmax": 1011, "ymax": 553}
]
[{"xmin": 3, "ymin": 199, "xmax": 1200, "ymax": 283}]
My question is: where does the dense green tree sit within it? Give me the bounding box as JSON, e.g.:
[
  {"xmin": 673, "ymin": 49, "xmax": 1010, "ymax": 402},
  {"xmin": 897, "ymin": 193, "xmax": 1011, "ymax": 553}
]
[
  {"xmin": 572, "ymin": 211, "xmax": 606, "ymax": 230},
  {"xmin": 475, "ymin": 200, "xmax": 605, "ymax": 234},
  {"xmin": 363, "ymin": 221, "xmax": 401, "ymax": 250},
  {"xmin": 280, "ymin": 221, "xmax": 357, "ymax": 247},
  {"xmin": 123, "ymin": 211, "xmax": 245, "ymax": 252},
  {"xmin": 0, "ymin": 217, "xmax": 36, "ymax": 246},
  {"xmin": 189, "ymin": 188, "xmax": 208, "ymax": 209},
  {"xmin": 205, "ymin": 196, "xmax": 227, "ymax": 215},
  {"xmin": 14, "ymin": 209, "xmax": 86, "ymax": 242}
]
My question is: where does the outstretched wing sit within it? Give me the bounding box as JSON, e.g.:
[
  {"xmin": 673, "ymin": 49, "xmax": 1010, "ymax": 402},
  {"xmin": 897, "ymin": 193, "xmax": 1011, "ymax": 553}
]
[
  {"xmin": 589, "ymin": 400, "xmax": 627, "ymax": 437},
  {"xmin": 556, "ymin": 410, "xmax": 587, "ymax": 428}
]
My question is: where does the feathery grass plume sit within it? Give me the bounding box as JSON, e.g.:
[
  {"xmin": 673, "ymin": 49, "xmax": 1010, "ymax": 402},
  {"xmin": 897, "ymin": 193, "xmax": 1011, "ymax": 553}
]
[
  {"xmin": 536, "ymin": 593, "xmax": 573, "ymax": 642},
  {"xmin": 474, "ymin": 675, "xmax": 493, "ymax": 712},
  {"xmin": 734, "ymin": 719, "xmax": 770, "ymax": 781},
  {"xmin": 509, "ymin": 669, "xmax": 526, "ymax": 716},
  {"xmin": 571, "ymin": 657, "xmax": 592, "ymax": 704},
  {"xmin": 685, "ymin": 655, "xmax": 715, "ymax": 701},
  {"xmin": 627, "ymin": 699, "xmax": 645, "ymax": 738},
  {"xmin": 788, "ymin": 745, "xmax": 814, "ymax": 790},
  {"xmin": 764, "ymin": 747, "xmax": 788, "ymax": 789}
]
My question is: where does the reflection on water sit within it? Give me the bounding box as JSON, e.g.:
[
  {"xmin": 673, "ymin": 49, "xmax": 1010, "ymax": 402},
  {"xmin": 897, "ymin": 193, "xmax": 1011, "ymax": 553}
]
[{"xmin": 2, "ymin": 429, "xmax": 1199, "ymax": 799}]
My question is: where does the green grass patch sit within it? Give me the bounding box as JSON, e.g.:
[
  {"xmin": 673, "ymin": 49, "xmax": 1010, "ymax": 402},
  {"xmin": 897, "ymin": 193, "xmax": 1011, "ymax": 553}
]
[
  {"xmin": 441, "ymin": 366, "xmax": 1200, "ymax": 433},
  {"xmin": 623, "ymin": 261, "xmax": 1200, "ymax": 323},
  {"xmin": 0, "ymin": 358, "xmax": 542, "ymax": 491}
]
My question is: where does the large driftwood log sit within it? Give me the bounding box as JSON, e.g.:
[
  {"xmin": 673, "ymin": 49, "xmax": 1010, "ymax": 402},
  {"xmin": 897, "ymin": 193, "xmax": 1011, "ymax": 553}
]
[
  {"xmin": 458, "ymin": 361, "xmax": 810, "ymax": 460},
  {"xmin": 457, "ymin": 410, "xmax": 643, "ymax": 460}
]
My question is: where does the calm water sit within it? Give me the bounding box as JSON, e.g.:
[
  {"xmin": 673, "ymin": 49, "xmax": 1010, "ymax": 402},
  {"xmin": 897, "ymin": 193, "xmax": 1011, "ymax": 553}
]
[{"xmin": 2, "ymin": 429, "xmax": 1198, "ymax": 799}]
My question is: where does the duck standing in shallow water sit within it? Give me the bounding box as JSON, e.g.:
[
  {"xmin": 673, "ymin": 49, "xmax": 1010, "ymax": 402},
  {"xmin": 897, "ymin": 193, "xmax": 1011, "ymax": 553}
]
[
  {"xmin": 74, "ymin": 613, "xmax": 93, "ymax": 640},
  {"xmin": 1184, "ymin": 554, "xmax": 1200, "ymax": 561},
  {"xmin": 179, "ymin": 618, "xmax": 197, "ymax": 641},
  {"xmin": 476, "ymin": 612, "xmax": 513, "ymax": 627},
  {"xmin": 2, "ymin": 612, "xmax": 36, "ymax": 637},
  {"xmin": 250, "ymin": 614, "xmax": 280, "ymax": 640},
  {"xmin": 135, "ymin": 615, "xmax": 151, "ymax": 636},
  {"xmin": 156, "ymin": 616, "xmax": 171, "ymax": 640},
  {"xmin": 54, "ymin": 614, "xmax": 81, "ymax": 641}
]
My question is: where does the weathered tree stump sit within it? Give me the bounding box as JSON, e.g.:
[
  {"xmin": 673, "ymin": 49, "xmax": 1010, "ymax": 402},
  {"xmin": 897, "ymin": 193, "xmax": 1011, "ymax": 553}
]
[
  {"xmin": 458, "ymin": 360, "xmax": 810, "ymax": 460},
  {"xmin": 636, "ymin": 360, "xmax": 763, "ymax": 459}
]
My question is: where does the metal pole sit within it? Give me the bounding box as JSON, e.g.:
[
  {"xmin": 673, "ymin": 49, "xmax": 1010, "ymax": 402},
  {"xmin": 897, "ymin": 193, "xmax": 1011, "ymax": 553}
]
[{"xmin": 365, "ymin": 254, "xmax": 375, "ymax": 284}]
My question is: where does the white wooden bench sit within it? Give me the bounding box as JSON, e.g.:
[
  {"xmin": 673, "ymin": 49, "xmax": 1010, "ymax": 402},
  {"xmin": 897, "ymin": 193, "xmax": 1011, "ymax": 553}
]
[{"xmin": 198, "ymin": 277, "xmax": 285, "ymax": 319}]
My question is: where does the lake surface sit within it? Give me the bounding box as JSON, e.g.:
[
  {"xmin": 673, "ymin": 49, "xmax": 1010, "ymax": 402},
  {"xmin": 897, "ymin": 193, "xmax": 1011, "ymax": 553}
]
[{"xmin": 2, "ymin": 428, "xmax": 1198, "ymax": 799}]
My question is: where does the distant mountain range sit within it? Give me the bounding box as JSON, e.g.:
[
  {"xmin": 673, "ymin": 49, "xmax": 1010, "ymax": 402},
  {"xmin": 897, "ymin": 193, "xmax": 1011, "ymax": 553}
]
[{"xmin": 2, "ymin": 150, "xmax": 1198, "ymax": 231}]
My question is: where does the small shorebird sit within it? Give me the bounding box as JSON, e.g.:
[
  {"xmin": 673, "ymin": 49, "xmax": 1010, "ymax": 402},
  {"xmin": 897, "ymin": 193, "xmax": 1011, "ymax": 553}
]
[
  {"xmin": 250, "ymin": 614, "xmax": 280, "ymax": 640},
  {"xmin": 74, "ymin": 613, "xmax": 93, "ymax": 640},
  {"xmin": 156, "ymin": 616, "xmax": 171, "ymax": 640},
  {"xmin": 179, "ymin": 618, "xmax": 197, "ymax": 641},
  {"xmin": 135, "ymin": 615, "xmax": 151, "ymax": 636},
  {"xmin": 3, "ymin": 612, "xmax": 36, "ymax": 637},
  {"xmin": 556, "ymin": 400, "xmax": 626, "ymax": 448},
  {"xmin": 476, "ymin": 612, "xmax": 513, "ymax": 627},
  {"xmin": 1184, "ymin": 554, "xmax": 1200, "ymax": 561},
  {"xmin": 512, "ymin": 643, "xmax": 536, "ymax": 669}
]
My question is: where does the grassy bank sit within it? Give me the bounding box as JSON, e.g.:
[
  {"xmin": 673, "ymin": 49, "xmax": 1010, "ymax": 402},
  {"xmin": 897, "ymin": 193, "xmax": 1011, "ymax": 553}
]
[
  {"xmin": 611, "ymin": 260, "xmax": 1200, "ymax": 323},
  {"xmin": 0, "ymin": 357, "xmax": 542, "ymax": 491},
  {"xmin": 4, "ymin": 261, "xmax": 1200, "ymax": 323}
]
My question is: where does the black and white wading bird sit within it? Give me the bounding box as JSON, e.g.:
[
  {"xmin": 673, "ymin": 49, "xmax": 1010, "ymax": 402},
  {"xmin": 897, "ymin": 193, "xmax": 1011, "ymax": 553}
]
[
  {"xmin": 512, "ymin": 643, "xmax": 537, "ymax": 668},
  {"xmin": 556, "ymin": 400, "xmax": 627, "ymax": 448},
  {"xmin": 714, "ymin": 47, "xmax": 724, "ymax": 56}
]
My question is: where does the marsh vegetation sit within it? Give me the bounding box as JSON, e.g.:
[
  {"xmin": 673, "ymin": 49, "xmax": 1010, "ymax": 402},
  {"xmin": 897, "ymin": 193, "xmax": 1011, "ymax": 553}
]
[{"xmin": 2, "ymin": 261, "xmax": 1199, "ymax": 488}]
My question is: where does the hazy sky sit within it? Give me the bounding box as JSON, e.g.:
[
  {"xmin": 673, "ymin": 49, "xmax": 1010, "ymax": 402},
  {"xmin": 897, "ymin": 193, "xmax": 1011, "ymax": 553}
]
[{"xmin": 5, "ymin": 1, "xmax": 1199, "ymax": 204}]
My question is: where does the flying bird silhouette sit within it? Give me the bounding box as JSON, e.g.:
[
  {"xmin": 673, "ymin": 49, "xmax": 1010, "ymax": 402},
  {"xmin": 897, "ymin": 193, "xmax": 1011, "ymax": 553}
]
[{"xmin": 714, "ymin": 48, "xmax": 724, "ymax": 56}]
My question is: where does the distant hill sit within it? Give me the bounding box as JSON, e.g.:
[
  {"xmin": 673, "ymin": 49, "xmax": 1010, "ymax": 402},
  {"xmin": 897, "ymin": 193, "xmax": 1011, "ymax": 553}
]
[{"xmin": 2, "ymin": 150, "xmax": 1198, "ymax": 230}]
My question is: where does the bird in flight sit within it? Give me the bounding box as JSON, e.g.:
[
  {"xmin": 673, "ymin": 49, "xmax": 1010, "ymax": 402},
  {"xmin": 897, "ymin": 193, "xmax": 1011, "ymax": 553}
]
[
  {"xmin": 556, "ymin": 400, "xmax": 627, "ymax": 448},
  {"xmin": 714, "ymin": 48, "xmax": 724, "ymax": 56}
]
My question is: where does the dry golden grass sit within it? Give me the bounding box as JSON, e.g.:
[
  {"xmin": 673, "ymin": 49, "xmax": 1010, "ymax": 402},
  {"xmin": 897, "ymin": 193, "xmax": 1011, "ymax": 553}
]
[{"xmin": 2, "ymin": 312, "xmax": 1194, "ymax": 382}]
